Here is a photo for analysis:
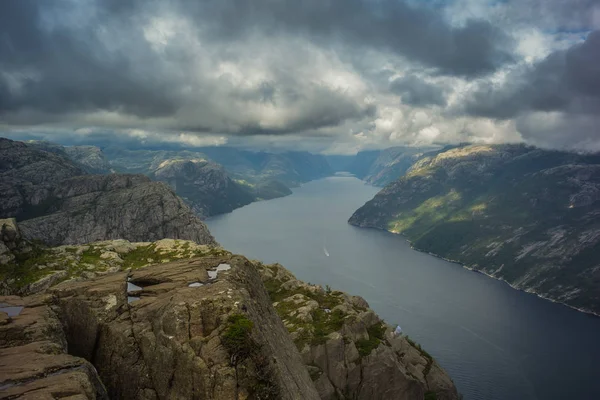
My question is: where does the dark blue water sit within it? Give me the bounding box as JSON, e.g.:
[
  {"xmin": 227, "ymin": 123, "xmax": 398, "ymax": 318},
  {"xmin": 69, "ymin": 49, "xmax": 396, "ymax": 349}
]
[{"xmin": 206, "ymin": 176, "xmax": 600, "ymax": 400}]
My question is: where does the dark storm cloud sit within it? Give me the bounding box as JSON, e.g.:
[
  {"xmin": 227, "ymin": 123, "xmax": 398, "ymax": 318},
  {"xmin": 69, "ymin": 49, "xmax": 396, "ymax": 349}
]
[
  {"xmin": 0, "ymin": 0, "xmax": 381, "ymax": 134},
  {"xmin": 390, "ymin": 75, "xmax": 448, "ymax": 107},
  {"xmin": 503, "ymin": 0, "xmax": 600, "ymax": 31},
  {"xmin": 0, "ymin": 0, "xmax": 178, "ymax": 118},
  {"xmin": 181, "ymin": 0, "xmax": 515, "ymax": 77},
  {"xmin": 463, "ymin": 31, "xmax": 600, "ymax": 119}
]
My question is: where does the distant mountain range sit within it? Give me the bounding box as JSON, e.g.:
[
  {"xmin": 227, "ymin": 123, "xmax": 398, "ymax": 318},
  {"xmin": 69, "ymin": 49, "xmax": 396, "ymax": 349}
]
[
  {"xmin": 26, "ymin": 141, "xmax": 333, "ymax": 218},
  {"xmin": 350, "ymin": 144, "xmax": 600, "ymax": 315}
]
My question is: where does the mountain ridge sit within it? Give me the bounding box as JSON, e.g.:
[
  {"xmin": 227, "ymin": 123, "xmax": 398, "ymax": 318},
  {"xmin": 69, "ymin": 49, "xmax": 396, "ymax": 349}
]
[{"xmin": 350, "ymin": 143, "xmax": 600, "ymax": 315}]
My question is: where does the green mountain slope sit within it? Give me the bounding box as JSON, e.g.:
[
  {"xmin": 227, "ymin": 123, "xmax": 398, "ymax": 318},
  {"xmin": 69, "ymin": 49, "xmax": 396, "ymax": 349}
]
[{"xmin": 350, "ymin": 144, "xmax": 600, "ymax": 314}]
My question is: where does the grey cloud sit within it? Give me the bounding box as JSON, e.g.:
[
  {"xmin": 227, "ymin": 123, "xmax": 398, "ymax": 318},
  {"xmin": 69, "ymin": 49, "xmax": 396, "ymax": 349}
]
[
  {"xmin": 390, "ymin": 75, "xmax": 448, "ymax": 106},
  {"xmin": 0, "ymin": 0, "xmax": 375, "ymax": 135},
  {"xmin": 182, "ymin": 0, "xmax": 515, "ymax": 77},
  {"xmin": 0, "ymin": 1, "xmax": 178, "ymax": 117},
  {"xmin": 463, "ymin": 31, "xmax": 600, "ymax": 119},
  {"xmin": 502, "ymin": 0, "xmax": 600, "ymax": 31}
]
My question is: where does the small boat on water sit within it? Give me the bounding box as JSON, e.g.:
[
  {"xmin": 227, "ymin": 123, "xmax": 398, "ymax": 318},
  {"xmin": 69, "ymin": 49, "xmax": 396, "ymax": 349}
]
[{"xmin": 323, "ymin": 246, "xmax": 330, "ymax": 257}]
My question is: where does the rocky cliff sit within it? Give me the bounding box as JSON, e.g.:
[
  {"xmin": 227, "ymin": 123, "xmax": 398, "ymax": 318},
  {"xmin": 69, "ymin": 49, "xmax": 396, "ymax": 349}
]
[
  {"xmin": 1, "ymin": 239, "xmax": 458, "ymax": 399},
  {"xmin": 0, "ymin": 138, "xmax": 216, "ymax": 247},
  {"xmin": 350, "ymin": 143, "xmax": 600, "ymax": 315},
  {"xmin": 0, "ymin": 293, "xmax": 108, "ymax": 399},
  {"xmin": 0, "ymin": 242, "xmax": 319, "ymax": 399},
  {"xmin": 15, "ymin": 174, "xmax": 216, "ymax": 247},
  {"xmin": 0, "ymin": 138, "xmax": 84, "ymax": 219},
  {"xmin": 153, "ymin": 159, "xmax": 255, "ymax": 218},
  {"xmin": 258, "ymin": 263, "xmax": 459, "ymax": 400}
]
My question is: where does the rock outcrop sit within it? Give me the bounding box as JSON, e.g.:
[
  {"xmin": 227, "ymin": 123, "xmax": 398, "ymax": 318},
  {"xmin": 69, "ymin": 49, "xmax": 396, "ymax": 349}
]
[
  {"xmin": 0, "ymin": 138, "xmax": 84, "ymax": 220},
  {"xmin": 0, "ymin": 294, "xmax": 108, "ymax": 399},
  {"xmin": 17, "ymin": 174, "xmax": 216, "ymax": 246},
  {"xmin": 350, "ymin": 143, "xmax": 600, "ymax": 315},
  {"xmin": 2, "ymin": 239, "xmax": 459, "ymax": 399},
  {"xmin": 258, "ymin": 263, "xmax": 459, "ymax": 400},
  {"xmin": 0, "ymin": 138, "xmax": 216, "ymax": 247},
  {"xmin": 0, "ymin": 218, "xmax": 31, "ymax": 265},
  {"xmin": 2, "ymin": 249, "xmax": 321, "ymax": 399}
]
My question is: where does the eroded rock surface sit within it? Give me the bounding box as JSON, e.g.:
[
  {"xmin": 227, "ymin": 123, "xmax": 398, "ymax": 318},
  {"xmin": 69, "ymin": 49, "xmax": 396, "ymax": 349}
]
[
  {"xmin": 47, "ymin": 255, "xmax": 319, "ymax": 399},
  {"xmin": 2, "ymin": 240, "xmax": 459, "ymax": 399},
  {"xmin": 0, "ymin": 294, "xmax": 107, "ymax": 399},
  {"xmin": 18, "ymin": 174, "xmax": 216, "ymax": 247},
  {"xmin": 0, "ymin": 138, "xmax": 216, "ymax": 248},
  {"xmin": 258, "ymin": 263, "xmax": 459, "ymax": 400}
]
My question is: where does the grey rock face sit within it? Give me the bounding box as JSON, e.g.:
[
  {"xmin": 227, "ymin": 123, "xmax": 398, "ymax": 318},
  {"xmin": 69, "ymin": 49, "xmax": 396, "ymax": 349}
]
[
  {"xmin": 46, "ymin": 255, "xmax": 320, "ymax": 399},
  {"xmin": 18, "ymin": 174, "xmax": 216, "ymax": 246},
  {"xmin": 258, "ymin": 263, "xmax": 459, "ymax": 400},
  {"xmin": 0, "ymin": 218, "xmax": 33, "ymax": 266},
  {"xmin": 64, "ymin": 145, "xmax": 112, "ymax": 174},
  {"xmin": 0, "ymin": 138, "xmax": 84, "ymax": 219},
  {"xmin": 0, "ymin": 138, "xmax": 216, "ymax": 247},
  {"xmin": 0, "ymin": 294, "xmax": 108, "ymax": 399}
]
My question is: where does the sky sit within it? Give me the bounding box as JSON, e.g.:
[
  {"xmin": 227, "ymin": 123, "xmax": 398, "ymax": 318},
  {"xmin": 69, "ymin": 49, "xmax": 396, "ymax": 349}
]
[{"xmin": 1, "ymin": 0, "xmax": 599, "ymax": 154}]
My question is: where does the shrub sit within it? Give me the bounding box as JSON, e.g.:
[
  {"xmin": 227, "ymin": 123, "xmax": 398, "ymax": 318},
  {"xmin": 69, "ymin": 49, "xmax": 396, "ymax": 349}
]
[{"xmin": 222, "ymin": 314, "xmax": 255, "ymax": 362}]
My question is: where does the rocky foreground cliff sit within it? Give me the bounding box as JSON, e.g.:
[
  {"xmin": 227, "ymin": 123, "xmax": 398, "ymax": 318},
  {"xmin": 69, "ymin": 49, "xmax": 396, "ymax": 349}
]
[
  {"xmin": 350, "ymin": 143, "xmax": 600, "ymax": 315},
  {"xmin": 0, "ymin": 236, "xmax": 458, "ymax": 399}
]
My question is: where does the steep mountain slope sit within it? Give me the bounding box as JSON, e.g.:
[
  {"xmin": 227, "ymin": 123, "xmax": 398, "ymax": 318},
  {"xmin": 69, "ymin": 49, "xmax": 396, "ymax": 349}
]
[
  {"xmin": 0, "ymin": 138, "xmax": 215, "ymax": 246},
  {"xmin": 0, "ymin": 237, "xmax": 458, "ymax": 400},
  {"xmin": 153, "ymin": 158, "xmax": 255, "ymax": 218},
  {"xmin": 350, "ymin": 144, "xmax": 600, "ymax": 314}
]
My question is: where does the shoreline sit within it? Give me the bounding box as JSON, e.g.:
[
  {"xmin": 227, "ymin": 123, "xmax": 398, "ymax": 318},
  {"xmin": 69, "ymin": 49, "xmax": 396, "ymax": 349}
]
[{"xmin": 350, "ymin": 222, "xmax": 600, "ymax": 319}]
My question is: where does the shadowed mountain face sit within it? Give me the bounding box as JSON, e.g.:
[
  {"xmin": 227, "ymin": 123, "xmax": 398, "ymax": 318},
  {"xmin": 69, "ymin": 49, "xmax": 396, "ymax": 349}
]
[
  {"xmin": 350, "ymin": 144, "xmax": 600, "ymax": 314},
  {"xmin": 0, "ymin": 138, "xmax": 216, "ymax": 246},
  {"xmin": 100, "ymin": 146, "xmax": 332, "ymax": 214},
  {"xmin": 328, "ymin": 147, "xmax": 436, "ymax": 186},
  {"xmin": 152, "ymin": 158, "xmax": 255, "ymax": 218}
]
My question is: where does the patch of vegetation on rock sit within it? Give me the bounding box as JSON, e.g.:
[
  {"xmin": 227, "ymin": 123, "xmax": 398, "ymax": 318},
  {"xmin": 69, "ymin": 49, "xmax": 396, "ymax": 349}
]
[
  {"xmin": 222, "ymin": 313, "xmax": 280, "ymax": 399},
  {"xmin": 222, "ymin": 314, "xmax": 255, "ymax": 362},
  {"xmin": 355, "ymin": 323, "xmax": 386, "ymax": 357}
]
